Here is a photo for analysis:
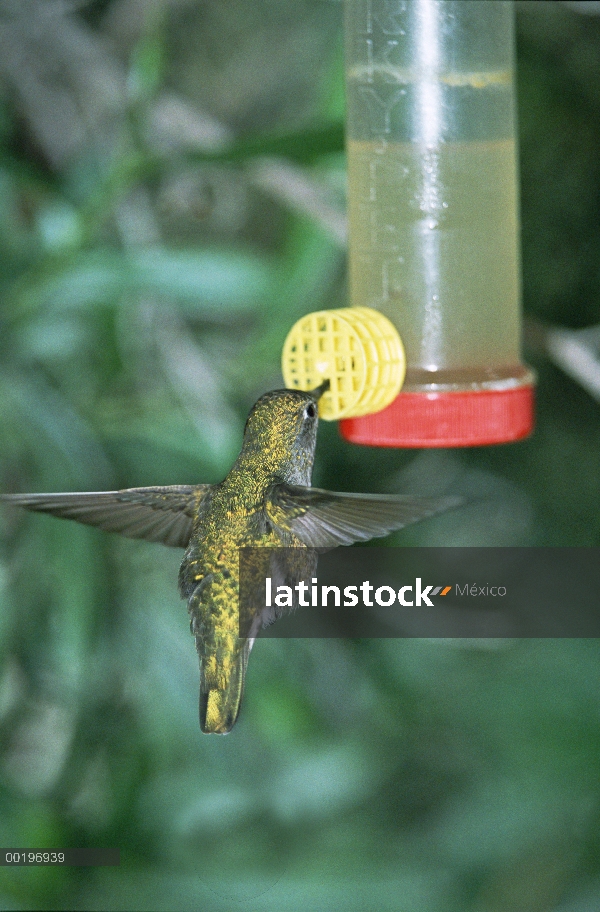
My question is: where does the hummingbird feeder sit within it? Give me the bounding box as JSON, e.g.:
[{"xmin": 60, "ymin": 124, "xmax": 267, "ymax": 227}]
[{"xmin": 282, "ymin": 0, "xmax": 534, "ymax": 447}]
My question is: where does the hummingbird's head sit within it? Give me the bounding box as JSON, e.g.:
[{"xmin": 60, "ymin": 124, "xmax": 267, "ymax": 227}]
[{"xmin": 240, "ymin": 385, "xmax": 327, "ymax": 485}]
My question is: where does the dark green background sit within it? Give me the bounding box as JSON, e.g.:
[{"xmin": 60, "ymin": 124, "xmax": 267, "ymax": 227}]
[{"xmin": 0, "ymin": 2, "xmax": 599, "ymax": 910}]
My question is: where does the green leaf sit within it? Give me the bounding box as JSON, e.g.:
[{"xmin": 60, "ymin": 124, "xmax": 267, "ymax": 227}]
[{"xmin": 14, "ymin": 247, "xmax": 274, "ymax": 316}]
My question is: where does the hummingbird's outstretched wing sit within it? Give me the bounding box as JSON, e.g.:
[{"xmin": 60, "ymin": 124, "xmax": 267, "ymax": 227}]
[
  {"xmin": 267, "ymin": 484, "xmax": 461, "ymax": 548},
  {"xmin": 0, "ymin": 485, "xmax": 210, "ymax": 548}
]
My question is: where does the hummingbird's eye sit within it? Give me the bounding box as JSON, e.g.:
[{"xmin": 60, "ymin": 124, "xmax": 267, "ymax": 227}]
[{"xmin": 305, "ymin": 403, "xmax": 316, "ymax": 419}]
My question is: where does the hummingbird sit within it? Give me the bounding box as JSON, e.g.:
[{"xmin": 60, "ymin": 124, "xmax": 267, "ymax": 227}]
[{"xmin": 1, "ymin": 384, "xmax": 458, "ymax": 734}]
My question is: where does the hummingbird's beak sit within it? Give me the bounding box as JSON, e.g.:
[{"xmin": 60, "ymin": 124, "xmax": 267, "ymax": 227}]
[{"xmin": 310, "ymin": 379, "xmax": 330, "ymax": 401}]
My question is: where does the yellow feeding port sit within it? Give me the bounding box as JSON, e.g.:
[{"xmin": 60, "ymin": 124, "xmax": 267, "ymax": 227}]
[{"xmin": 282, "ymin": 306, "xmax": 406, "ymax": 420}]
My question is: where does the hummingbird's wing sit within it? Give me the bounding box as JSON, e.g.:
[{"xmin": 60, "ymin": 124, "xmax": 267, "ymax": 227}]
[
  {"xmin": 1, "ymin": 485, "xmax": 210, "ymax": 548},
  {"xmin": 267, "ymin": 484, "xmax": 461, "ymax": 548}
]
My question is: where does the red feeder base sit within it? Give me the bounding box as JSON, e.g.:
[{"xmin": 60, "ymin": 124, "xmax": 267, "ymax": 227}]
[{"xmin": 339, "ymin": 385, "xmax": 535, "ymax": 448}]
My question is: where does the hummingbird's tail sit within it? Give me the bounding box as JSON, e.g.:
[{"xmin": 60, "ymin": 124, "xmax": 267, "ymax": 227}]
[{"xmin": 198, "ymin": 639, "xmax": 251, "ymax": 734}]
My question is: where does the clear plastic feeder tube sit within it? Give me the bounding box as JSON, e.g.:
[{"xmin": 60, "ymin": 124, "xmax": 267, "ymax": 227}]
[{"xmin": 342, "ymin": 0, "xmax": 534, "ymax": 446}]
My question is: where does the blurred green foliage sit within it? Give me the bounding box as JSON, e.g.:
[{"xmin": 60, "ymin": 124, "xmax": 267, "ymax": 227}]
[{"xmin": 0, "ymin": 2, "xmax": 599, "ymax": 911}]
